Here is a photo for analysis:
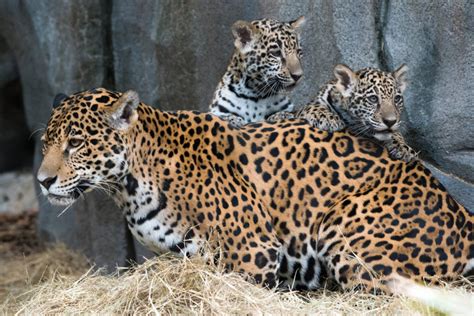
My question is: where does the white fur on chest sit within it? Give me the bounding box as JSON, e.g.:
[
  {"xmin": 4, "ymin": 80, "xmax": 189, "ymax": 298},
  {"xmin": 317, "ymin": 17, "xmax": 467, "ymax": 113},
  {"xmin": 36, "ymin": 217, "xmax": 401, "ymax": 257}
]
[
  {"xmin": 212, "ymin": 84, "xmax": 293, "ymax": 123},
  {"xmin": 130, "ymin": 207, "xmax": 175, "ymax": 249},
  {"xmin": 121, "ymin": 183, "xmax": 200, "ymax": 257}
]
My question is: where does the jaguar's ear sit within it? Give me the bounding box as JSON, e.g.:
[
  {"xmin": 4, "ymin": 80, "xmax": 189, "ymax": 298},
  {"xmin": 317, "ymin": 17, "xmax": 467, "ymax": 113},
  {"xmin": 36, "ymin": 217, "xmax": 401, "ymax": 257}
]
[
  {"xmin": 289, "ymin": 16, "xmax": 305, "ymax": 32},
  {"xmin": 232, "ymin": 20, "xmax": 259, "ymax": 53},
  {"xmin": 107, "ymin": 90, "xmax": 139, "ymax": 130},
  {"xmin": 334, "ymin": 64, "xmax": 358, "ymax": 98},
  {"xmin": 393, "ymin": 64, "xmax": 408, "ymax": 92},
  {"xmin": 53, "ymin": 93, "xmax": 68, "ymax": 108}
]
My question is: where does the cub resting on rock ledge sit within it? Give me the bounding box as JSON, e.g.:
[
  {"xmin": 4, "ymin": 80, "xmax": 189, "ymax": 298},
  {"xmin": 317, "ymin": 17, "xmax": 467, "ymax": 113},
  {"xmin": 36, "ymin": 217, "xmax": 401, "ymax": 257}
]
[{"xmin": 38, "ymin": 88, "xmax": 473, "ymax": 293}]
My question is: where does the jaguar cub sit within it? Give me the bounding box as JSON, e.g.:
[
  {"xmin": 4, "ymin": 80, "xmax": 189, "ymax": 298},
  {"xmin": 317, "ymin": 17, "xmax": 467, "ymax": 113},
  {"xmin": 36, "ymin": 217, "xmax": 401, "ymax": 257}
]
[
  {"xmin": 209, "ymin": 17, "xmax": 304, "ymax": 127},
  {"xmin": 269, "ymin": 64, "xmax": 416, "ymax": 162}
]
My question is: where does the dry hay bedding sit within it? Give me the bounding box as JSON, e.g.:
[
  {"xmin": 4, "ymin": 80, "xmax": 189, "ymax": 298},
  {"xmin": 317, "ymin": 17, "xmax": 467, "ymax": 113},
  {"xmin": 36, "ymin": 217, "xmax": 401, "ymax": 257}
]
[
  {"xmin": 0, "ymin": 198, "xmax": 472, "ymax": 314},
  {"xmin": 1, "ymin": 242, "xmax": 473, "ymax": 315}
]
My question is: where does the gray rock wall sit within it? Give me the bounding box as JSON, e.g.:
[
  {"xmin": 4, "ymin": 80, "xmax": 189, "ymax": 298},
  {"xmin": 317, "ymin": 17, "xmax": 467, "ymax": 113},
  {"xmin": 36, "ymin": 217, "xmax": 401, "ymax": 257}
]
[
  {"xmin": 383, "ymin": 1, "xmax": 474, "ymax": 183},
  {"xmin": 0, "ymin": 0, "xmax": 130, "ymax": 271},
  {"xmin": 0, "ymin": 0, "xmax": 471, "ymax": 268}
]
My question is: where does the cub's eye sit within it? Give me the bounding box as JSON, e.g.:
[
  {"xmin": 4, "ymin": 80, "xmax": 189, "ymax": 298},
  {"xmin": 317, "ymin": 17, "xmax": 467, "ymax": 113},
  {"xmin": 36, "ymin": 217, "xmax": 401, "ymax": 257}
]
[
  {"xmin": 68, "ymin": 138, "xmax": 83, "ymax": 148},
  {"xmin": 394, "ymin": 95, "xmax": 402, "ymax": 102},
  {"xmin": 368, "ymin": 95, "xmax": 379, "ymax": 103},
  {"xmin": 269, "ymin": 50, "xmax": 282, "ymax": 58}
]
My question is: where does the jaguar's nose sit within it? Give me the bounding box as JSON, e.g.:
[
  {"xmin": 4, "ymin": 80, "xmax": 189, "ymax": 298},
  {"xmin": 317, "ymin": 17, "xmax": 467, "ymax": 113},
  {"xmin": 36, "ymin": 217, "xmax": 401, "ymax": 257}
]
[
  {"xmin": 39, "ymin": 176, "xmax": 57, "ymax": 190},
  {"xmin": 291, "ymin": 73, "xmax": 302, "ymax": 82},
  {"xmin": 383, "ymin": 118, "xmax": 397, "ymax": 128}
]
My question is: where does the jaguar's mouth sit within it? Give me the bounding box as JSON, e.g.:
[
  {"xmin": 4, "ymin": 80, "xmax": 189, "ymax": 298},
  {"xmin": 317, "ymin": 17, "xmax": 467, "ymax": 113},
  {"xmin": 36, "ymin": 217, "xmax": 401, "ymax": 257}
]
[
  {"xmin": 284, "ymin": 82, "xmax": 297, "ymax": 90},
  {"xmin": 47, "ymin": 193, "xmax": 77, "ymax": 206},
  {"xmin": 373, "ymin": 129, "xmax": 394, "ymax": 141},
  {"xmin": 46, "ymin": 180, "xmax": 93, "ymax": 206},
  {"xmin": 371, "ymin": 120, "xmax": 401, "ymax": 141},
  {"xmin": 75, "ymin": 180, "xmax": 93, "ymax": 196}
]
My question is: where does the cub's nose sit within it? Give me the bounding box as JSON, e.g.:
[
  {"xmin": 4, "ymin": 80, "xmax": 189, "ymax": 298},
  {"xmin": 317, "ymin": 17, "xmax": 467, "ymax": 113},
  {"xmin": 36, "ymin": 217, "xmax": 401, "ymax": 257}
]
[
  {"xmin": 291, "ymin": 73, "xmax": 302, "ymax": 82},
  {"xmin": 39, "ymin": 175, "xmax": 57, "ymax": 190},
  {"xmin": 383, "ymin": 118, "xmax": 397, "ymax": 128}
]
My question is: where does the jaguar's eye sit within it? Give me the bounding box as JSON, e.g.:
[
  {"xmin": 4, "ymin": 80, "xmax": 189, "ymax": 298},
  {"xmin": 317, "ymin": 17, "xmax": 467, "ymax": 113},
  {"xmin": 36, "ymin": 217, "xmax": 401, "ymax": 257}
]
[
  {"xmin": 269, "ymin": 50, "xmax": 282, "ymax": 58},
  {"xmin": 368, "ymin": 95, "xmax": 379, "ymax": 103},
  {"xmin": 68, "ymin": 138, "xmax": 83, "ymax": 148},
  {"xmin": 394, "ymin": 95, "xmax": 402, "ymax": 102}
]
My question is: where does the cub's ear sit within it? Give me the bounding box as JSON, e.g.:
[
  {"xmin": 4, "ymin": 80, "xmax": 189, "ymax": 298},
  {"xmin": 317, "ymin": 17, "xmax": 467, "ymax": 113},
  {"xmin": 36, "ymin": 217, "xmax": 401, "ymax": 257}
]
[
  {"xmin": 107, "ymin": 90, "xmax": 139, "ymax": 130},
  {"xmin": 53, "ymin": 93, "xmax": 68, "ymax": 108},
  {"xmin": 334, "ymin": 64, "xmax": 358, "ymax": 97},
  {"xmin": 393, "ymin": 64, "xmax": 408, "ymax": 92},
  {"xmin": 289, "ymin": 16, "xmax": 305, "ymax": 31},
  {"xmin": 231, "ymin": 20, "xmax": 259, "ymax": 53}
]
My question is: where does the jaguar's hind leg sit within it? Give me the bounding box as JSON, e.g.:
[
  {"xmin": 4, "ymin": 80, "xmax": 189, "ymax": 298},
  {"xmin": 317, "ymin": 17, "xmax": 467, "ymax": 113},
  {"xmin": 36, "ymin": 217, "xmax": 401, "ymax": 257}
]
[{"xmin": 322, "ymin": 251, "xmax": 396, "ymax": 294}]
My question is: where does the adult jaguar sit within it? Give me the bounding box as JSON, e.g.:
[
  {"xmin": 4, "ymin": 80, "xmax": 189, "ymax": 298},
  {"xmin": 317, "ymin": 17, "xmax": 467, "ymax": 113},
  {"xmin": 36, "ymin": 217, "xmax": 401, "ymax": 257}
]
[
  {"xmin": 209, "ymin": 17, "xmax": 304, "ymax": 127},
  {"xmin": 38, "ymin": 88, "xmax": 473, "ymax": 293}
]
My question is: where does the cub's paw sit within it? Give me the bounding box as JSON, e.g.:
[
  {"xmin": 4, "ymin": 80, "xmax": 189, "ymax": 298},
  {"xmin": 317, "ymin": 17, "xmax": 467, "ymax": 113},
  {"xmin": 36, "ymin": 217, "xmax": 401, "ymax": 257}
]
[
  {"xmin": 267, "ymin": 111, "xmax": 296, "ymax": 122},
  {"xmin": 327, "ymin": 119, "xmax": 346, "ymax": 132},
  {"xmin": 226, "ymin": 115, "xmax": 246, "ymax": 128},
  {"xmin": 306, "ymin": 116, "xmax": 345, "ymax": 132},
  {"xmin": 387, "ymin": 142, "xmax": 418, "ymax": 162}
]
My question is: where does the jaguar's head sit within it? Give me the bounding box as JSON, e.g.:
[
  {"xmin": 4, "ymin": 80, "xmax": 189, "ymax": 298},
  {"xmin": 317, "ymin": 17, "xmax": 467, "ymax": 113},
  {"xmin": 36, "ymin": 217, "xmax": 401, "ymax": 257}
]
[
  {"xmin": 231, "ymin": 17, "xmax": 305, "ymax": 96},
  {"xmin": 334, "ymin": 64, "xmax": 408, "ymax": 141},
  {"xmin": 37, "ymin": 88, "xmax": 139, "ymax": 205}
]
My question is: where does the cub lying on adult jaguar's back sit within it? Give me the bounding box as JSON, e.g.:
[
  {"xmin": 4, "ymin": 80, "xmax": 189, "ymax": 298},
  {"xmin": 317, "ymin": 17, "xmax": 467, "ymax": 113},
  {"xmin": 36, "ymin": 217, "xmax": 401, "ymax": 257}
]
[
  {"xmin": 269, "ymin": 64, "xmax": 416, "ymax": 162},
  {"xmin": 38, "ymin": 88, "xmax": 473, "ymax": 293}
]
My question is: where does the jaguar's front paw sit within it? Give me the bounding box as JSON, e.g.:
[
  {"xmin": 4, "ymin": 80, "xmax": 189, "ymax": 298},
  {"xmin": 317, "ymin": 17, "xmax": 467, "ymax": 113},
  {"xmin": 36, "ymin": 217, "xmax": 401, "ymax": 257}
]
[
  {"xmin": 328, "ymin": 119, "xmax": 346, "ymax": 132},
  {"xmin": 307, "ymin": 117, "xmax": 345, "ymax": 132},
  {"xmin": 267, "ymin": 111, "xmax": 295, "ymax": 122},
  {"xmin": 227, "ymin": 116, "xmax": 246, "ymax": 128},
  {"xmin": 387, "ymin": 143, "xmax": 418, "ymax": 162}
]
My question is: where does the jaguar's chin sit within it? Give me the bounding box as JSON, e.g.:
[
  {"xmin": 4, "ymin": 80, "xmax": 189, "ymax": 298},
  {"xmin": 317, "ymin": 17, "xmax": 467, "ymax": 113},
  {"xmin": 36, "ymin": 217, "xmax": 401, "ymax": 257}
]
[
  {"xmin": 45, "ymin": 180, "xmax": 93, "ymax": 206},
  {"xmin": 283, "ymin": 82, "xmax": 297, "ymax": 91},
  {"xmin": 47, "ymin": 193, "xmax": 77, "ymax": 206},
  {"xmin": 373, "ymin": 131, "xmax": 394, "ymax": 141},
  {"xmin": 372, "ymin": 124, "xmax": 399, "ymax": 141}
]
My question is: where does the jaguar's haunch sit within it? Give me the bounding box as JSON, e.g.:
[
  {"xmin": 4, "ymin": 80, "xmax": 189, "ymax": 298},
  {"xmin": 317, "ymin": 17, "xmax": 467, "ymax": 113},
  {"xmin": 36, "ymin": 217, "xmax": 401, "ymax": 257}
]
[{"xmin": 37, "ymin": 88, "xmax": 473, "ymax": 292}]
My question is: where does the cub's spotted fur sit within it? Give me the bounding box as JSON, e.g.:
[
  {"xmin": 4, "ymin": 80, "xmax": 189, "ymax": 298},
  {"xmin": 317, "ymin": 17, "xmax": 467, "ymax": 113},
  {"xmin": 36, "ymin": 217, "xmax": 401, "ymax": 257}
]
[
  {"xmin": 269, "ymin": 64, "xmax": 416, "ymax": 162},
  {"xmin": 210, "ymin": 17, "xmax": 304, "ymax": 127},
  {"xmin": 38, "ymin": 89, "xmax": 473, "ymax": 292}
]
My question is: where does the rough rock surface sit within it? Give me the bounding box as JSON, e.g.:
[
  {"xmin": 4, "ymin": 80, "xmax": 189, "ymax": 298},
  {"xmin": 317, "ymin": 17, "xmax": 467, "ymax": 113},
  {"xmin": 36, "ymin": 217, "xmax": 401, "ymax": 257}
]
[
  {"xmin": 0, "ymin": 0, "xmax": 128, "ymax": 271},
  {"xmin": 112, "ymin": 0, "xmax": 252, "ymax": 110},
  {"xmin": 0, "ymin": 1, "xmax": 471, "ymax": 268},
  {"xmin": 0, "ymin": 36, "xmax": 32, "ymax": 172},
  {"xmin": 383, "ymin": 1, "xmax": 474, "ymax": 183},
  {"xmin": 0, "ymin": 172, "xmax": 38, "ymax": 214}
]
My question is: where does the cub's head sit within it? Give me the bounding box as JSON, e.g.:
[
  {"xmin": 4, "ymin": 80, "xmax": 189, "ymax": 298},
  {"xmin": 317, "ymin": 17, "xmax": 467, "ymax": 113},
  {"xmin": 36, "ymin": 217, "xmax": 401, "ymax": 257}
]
[
  {"xmin": 231, "ymin": 16, "xmax": 305, "ymax": 95},
  {"xmin": 334, "ymin": 64, "xmax": 408, "ymax": 141},
  {"xmin": 37, "ymin": 88, "xmax": 139, "ymax": 205}
]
